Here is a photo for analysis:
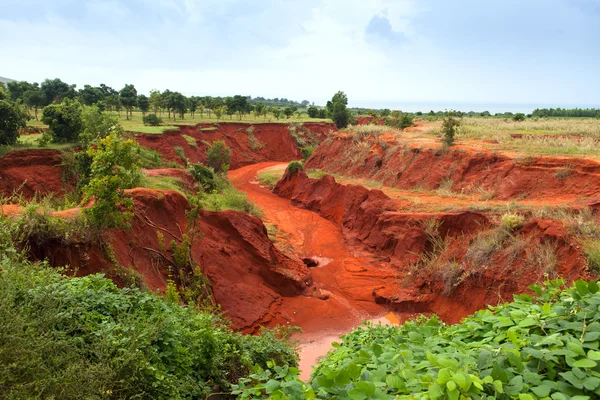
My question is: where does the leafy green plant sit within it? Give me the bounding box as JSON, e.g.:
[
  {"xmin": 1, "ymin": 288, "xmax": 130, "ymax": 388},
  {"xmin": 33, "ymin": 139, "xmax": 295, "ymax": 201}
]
[
  {"xmin": 0, "ymin": 99, "xmax": 27, "ymax": 145},
  {"xmin": 143, "ymin": 113, "xmax": 163, "ymax": 126},
  {"xmin": 441, "ymin": 111, "xmax": 461, "ymax": 147},
  {"xmin": 189, "ymin": 163, "xmax": 216, "ymax": 192},
  {"xmin": 206, "ymin": 140, "xmax": 231, "ymax": 174},
  {"xmin": 287, "ymin": 161, "xmax": 304, "ymax": 174},
  {"xmin": 245, "ymin": 279, "xmax": 600, "ymax": 399},
  {"xmin": 82, "ymin": 128, "xmax": 142, "ymax": 230},
  {"xmin": 41, "ymin": 98, "xmax": 83, "ymax": 143}
]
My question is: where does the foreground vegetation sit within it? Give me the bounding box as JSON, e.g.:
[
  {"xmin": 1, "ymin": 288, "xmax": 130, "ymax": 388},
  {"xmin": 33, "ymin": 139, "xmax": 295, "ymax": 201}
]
[
  {"xmin": 0, "ymin": 254, "xmax": 297, "ymax": 399},
  {"xmin": 234, "ymin": 280, "xmax": 600, "ymax": 399}
]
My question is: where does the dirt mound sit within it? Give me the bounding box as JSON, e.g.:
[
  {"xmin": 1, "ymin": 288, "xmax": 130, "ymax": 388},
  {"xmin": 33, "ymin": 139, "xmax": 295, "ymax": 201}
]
[
  {"xmin": 273, "ymin": 168, "xmax": 591, "ymax": 322},
  {"xmin": 307, "ymin": 136, "xmax": 600, "ymax": 203},
  {"xmin": 20, "ymin": 188, "xmax": 312, "ymax": 331},
  {"xmin": 0, "ymin": 149, "xmax": 67, "ymax": 199},
  {"xmin": 135, "ymin": 122, "xmax": 336, "ymax": 169}
]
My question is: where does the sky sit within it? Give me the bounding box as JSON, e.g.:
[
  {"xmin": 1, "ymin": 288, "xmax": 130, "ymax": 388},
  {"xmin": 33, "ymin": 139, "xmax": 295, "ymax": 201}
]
[{"xmin": 1, "ymin": 0, "xmax": 599, "ymax": 111}]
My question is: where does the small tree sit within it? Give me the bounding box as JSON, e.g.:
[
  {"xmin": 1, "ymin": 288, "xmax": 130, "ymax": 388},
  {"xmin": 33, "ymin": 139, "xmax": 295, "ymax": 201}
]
[
  {"xmin": 83, "ymin": 128, "xmax": 142, "ymax": 229},
  {"xmin": 206, "ymin": 140, "xmax": 231, "ymax": 174},
  {"xmin": 79, "ymin": 105, "xmax": 119, "ymax": 147},
  {"xmin": 513, "ymin": 113, "xmax": 526, "ymax": 122},
  {"xmin": 380, "ymin": 108, "xmax": 391, "ymax": 117},
  {"xmin": 0, "ymin": 100, "xmax": 27, "ymax": 145},
  {"xmin": 330, "ymin": 91, "xmax": 351, "ymax": 128},
  {"xmin": 441, "ymin": 111, "xmax": 461, "ymax": 147},
  {"xmin": 143, "ymin": 114, "xmax": 162, "ymax": 126},
  {"xmin": 119, "ymin": 84, "xmax": 138, "ymax": 120},
  {"xmin": 41, "ymin": 98, "xmax": 83, "ymax": 143},
  {"xmin": 188, "ymin": 163, "xmax": 216, "ymax": 192},
  {"xmin": 149, "ymin": 90, "xmax": 164, "ymax": 115},
  {"xmin": 387, "ymin": 110, "xmax": 414, "ymax": 130},
  {"xmin": 214, "ymin": 106, "xmax": 225, "ymax": 122},
  {"xmin": 23, "ymin": 88, "xmax": 44, "ymax": 120},
  {"xmin": 253, "ymin": 102, "xmax": 266, "ymax": 119},
  {"xmin": 283, "ymin": 107, "xmax": 295, "ymax": 119},
  {"xmin": 137, "ymin": 94, "xmax": 150, "ymax": 116},
  {"xmin": 307, "ymin": 106, "xmax": 319, "ymax": 118}
]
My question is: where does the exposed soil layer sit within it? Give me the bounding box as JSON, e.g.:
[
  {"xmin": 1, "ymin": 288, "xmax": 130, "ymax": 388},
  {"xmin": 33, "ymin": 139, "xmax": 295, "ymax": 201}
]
[
  {"xmin": 307, "ymin": 135, "xmax": 600, "ymax": 204},
  {"xmin": 134, "ymin": 122, "xmax": 336, "ymax": 169},
  {"xmin": 17, "ymin": 188, "xmax": 312, "ymax": 331},
  {"xmin": 273, "ymin": 167, "xmax": 592, "ymax": 323},
  {"xmin": 356, "ymin": 116, "xmax": 385, "ymax": 125},
  {"xmin": 0, "ymin": 149, "xmax": 67, "ymax": 199}
]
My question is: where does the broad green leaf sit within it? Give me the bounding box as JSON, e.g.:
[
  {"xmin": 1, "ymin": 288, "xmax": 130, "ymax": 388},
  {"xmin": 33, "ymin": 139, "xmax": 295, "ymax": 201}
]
[{"xmin": 573, "ymin": 359, "xmax": 597, "ymax": 369}]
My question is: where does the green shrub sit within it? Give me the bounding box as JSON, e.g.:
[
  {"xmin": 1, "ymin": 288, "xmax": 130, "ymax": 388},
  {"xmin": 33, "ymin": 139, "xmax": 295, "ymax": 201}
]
[
  {"xmin": 0, "ymin": 259, "xmax": 298, "ymax": 399},
  {"xmin": 0, "ymin": 99, "xmax": 27, "ymax": 145},
  {"xmin": 301, "ymin": 146, "xmax": 315, "ymax": 161},
  {"xmin": 513, "ymin": 113, "xmax": 526, "ymax": 122},
  {"xmin": 206, "ymin": 140, "xmax": 231, "ymax": 174},
  {"xmin": 441, "ymin": 111, "xmax": 461, "ymax": 147},
  {"xmin": 240, "ymin": 280, "xmax": 600, "ymax": 399},
  {"xmin": 143, "ymin": 113, "xmax": 162, "ymax": 126},
  {"xmin": 189, "ymin": 163, "xmax": 216, "ymax": 192},
  {"xmin": 287, "ymin": 161, "xmax": 304, "ymax": 174},
  {"xmin": 386, "ymin": 110, "xmax": 414, "ymax": 130},
  {"xmin": 82, "ymin": 128, "xmax": 142, "ymax": 230},
  {"xmin": 41, "ymin": 98, "xmax": 83, "ymax": 143},
  {"xmin": 79, "ymin": 105, "xmax": 119, "ymax": 146}
]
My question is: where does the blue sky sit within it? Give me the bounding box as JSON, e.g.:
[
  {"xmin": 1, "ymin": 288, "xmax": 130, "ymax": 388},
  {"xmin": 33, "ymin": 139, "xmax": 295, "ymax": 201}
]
[{"xmin": 1, "ymin": 0, "xmax": 599, "ymax": 109}]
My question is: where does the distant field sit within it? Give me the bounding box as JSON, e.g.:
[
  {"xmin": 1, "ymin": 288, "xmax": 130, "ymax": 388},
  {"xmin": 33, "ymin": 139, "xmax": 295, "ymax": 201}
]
[
  {"xmin": 27, "ymin": 110, "xmax": 332, "ymax": 134},
  {"xmin": 419, "ymin": 117, "xmax": 600, "ymax": 157}
]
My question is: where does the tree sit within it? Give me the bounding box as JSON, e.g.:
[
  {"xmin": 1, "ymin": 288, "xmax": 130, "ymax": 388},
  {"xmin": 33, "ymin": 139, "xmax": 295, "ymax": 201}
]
[
  {"xmin": 78, "ymin": 85, "xmax": 103, "ymax": 106},
  {"xmin": 149, "ymin": 90, "xmax": 164, "ymax": 116},
  {"xmin": 99, "ymin": 84, "xmax": 119, "ymax": 112},
  {"xmin": 119, "ymin": 84, "xmax": 138, "ymax": 120},
  {"xmin": 283, "ymin": 106, "xmax": 295, "ymax": 119},
  {"xmin": 22, "ymin": 88, "xmax": 44, "ymax": 120},
  {"xmin": 307, "ymin": 106, "xmax": 319, "ymax": 118},
  {"xmin": 253, "ymin": 102, "xmax": 266, "ymax": 119},
  {"xmin": 380, "ymin": 109, "xmax": 391, "ymax": 117},
  {"xmin": 214, "ymin": 106, "xmax": 225, "ymax": 122},
  {"xmin": 329, "ymin": 91, "xmax": 351, "ymax": 128},
  {"xmin": 272, "ymin": 107, "xmax": 282, "ymax": 120},
  {"xmin": 137, "ymin": 94, "xmax": 150, "ymax": 116},
  {"xmin": 441, "ymin": 111, "xmax": 461, "ymax": 147},
  {"xmin": 83, "ymin": 128, "xmax": 142, "ymax": 229},
  {"xmin": 513, "ymin": 113, "xmax": 526, "ymax": 122},
  {"xmin": 206, "ymin": 140, "xmax": 231, "ymax": 174},
  {"xmin": 0, "ymin": 83, "xmax": 8, "ymax": 101},
  {"xmin": 188, "ymin": 96, "xmax": 200, "ymax": 119},
  {"xmin": 387, "ymin": 110, "xmax": 414, "ymax": 130},
  {"xmin": 0, "ymin": 100, "xmax": 27, "ymax": 145},
  {"xmin": 226, "ymin": 95, "xmax": 251, "ymax": 120},
  {"xmin": 317, "ymin": 109, "xmax": 327, "ymax": 119},
  {"xmin": 167, "ymin": 92, "xmax": 187, "ymax": 121},
  {"xmin": 79, "ymin": 105, "xmax": 120, "ymax": 147},
  {"xmin": 41, "ymin": 98, "xmax": 83, "ymax": 143},
  {"xmin": 6, "ymin": 81, "xmax": 37, "ymax": 102},
  {"xmin": 40, "ymin": 78, "xmax": 76, "ymax": 106}
]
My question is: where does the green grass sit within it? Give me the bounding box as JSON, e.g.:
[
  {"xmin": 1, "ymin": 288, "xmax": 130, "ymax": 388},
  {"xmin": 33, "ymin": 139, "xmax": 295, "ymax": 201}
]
[
  {"xmin": 257, "ymin": 170, "xmax": 284, "ymax": 190},
  {"xmin": 28, "ymin": 110, "xmax": 332, "ymax": 134},
  {"xmin": 141, "ymin": 176, "xmax": 187, "ymax": 194},
  {"xmin": 183, "ymin": 134, "xmax": 197, "ymax": 147}
]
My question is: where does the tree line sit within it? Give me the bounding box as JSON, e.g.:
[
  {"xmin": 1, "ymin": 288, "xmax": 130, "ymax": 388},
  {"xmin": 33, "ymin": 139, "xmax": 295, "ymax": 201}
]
[
  {"xmin": 532, "ymin": 108, "xmax": 600, "ymax": 118},
  {"xmin": 0, "ymin": 78, "xmax": 321, "ymax": 123}
]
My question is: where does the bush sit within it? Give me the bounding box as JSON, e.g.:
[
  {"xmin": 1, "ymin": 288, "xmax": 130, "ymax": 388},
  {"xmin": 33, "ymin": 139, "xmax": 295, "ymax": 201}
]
[
  {"xmin": 441, "ymin": 111, "xmax": 461, "ymax": 147},
  {"xmin": 189, "ymin": 163, "xmax": 216, "ymax": 192},
  {"xmin": 206, "ymin": 140, "xmax": 231, "ymax": 174},
  {"xmin": 287, "ymin": 161, "xmax": 304, "ymax": 174},
  {"xmin": 82, "ymin": 128, "xmax": 142, "ymax": 230},
  {"xmin": 79, "ymin": 105, "xmax": 119, "ymax": 146},
  {"xmin": 143, "ymin": 113, "xmax": 163, "ymax": 126},
  {"xmin": 501, "ymin": 212, "xmax": 525, "ymax": 230},
  {"xmin": 0, "ymin": 259, "xmax": 297, "ymax": 399},
  {"xmin": 307, "ymin": 106, "xmax": 319, "ymax": 118},
  {"xmin": 329, "ymin": 91, "xmax": 351, "ymax": 129},
  {"xmin": 0, "ymin": 99, "xmax": 27, "ymax": 145},
  {"xmin": 513, "ymin": 113, "xmax": 526, "ymax": 122},
  {"xmin": 41, "ymin": 98, "xmax": 83, "ymax": 143},
  {"xmin": 301, "ymin": 146, "xmax": 315, "ymax": 161},
  {"xmin": 386, "ymin": 110, "xmax": 414, "ymax": 130}
]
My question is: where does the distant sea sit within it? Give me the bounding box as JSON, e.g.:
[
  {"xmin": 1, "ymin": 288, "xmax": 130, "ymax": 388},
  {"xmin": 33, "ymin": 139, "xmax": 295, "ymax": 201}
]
[{"xmin": 351, "ymin": 101, "xmax": 600, "ymax": 115}]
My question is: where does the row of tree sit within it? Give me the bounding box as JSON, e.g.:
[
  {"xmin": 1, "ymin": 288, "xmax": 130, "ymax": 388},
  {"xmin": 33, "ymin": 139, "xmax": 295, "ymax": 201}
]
[
  {"xmin": 2, "ymin": 78, "xmax": 320, "ymax": 122},
  {"xmin": 532, "ymin": 108, "xmax": 600, "ymax": 118}
]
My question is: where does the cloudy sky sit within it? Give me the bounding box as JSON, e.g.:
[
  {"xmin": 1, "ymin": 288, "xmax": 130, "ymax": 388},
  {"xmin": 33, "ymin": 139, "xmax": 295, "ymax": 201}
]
[{"xmin": 1, "ymin": 0, "xmax": 599, "ymax": 110}]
